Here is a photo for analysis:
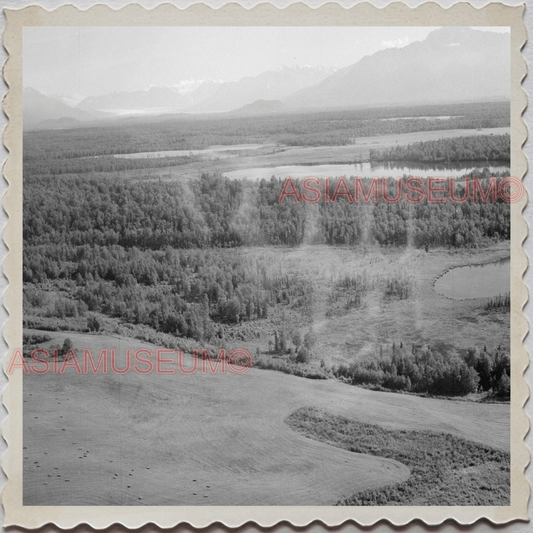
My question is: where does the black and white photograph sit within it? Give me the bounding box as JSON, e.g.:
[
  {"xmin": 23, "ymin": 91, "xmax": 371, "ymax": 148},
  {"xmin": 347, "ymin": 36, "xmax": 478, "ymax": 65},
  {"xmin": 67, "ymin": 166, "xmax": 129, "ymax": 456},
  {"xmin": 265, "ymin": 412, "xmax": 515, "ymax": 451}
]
[{"xmin": 2, "ymin": 2, "xmax": 529, "ymax": 528}]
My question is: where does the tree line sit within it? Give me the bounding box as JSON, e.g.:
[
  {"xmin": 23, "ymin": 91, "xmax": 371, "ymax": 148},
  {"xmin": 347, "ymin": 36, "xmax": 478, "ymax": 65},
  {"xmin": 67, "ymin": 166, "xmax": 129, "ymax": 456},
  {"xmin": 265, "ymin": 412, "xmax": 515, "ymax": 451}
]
[
  {"xmin": 333, "ymin": 342, "xmax": 510, "ymax": 397},
  {"xmin": 369, "ymin": 134, "xmax": 510, "ymax": 163}
]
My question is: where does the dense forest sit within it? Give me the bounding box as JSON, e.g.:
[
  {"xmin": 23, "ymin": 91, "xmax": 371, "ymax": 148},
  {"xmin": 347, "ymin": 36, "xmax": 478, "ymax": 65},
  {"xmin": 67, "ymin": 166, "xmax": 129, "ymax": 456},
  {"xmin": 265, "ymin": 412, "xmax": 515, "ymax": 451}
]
[
  {"xmin": 24, "ymin": 246, "xmax": 271, "ymax": 341},
  {"xmin": 23, "ymin": 171, "xmax": 510, "ymax": 253},
  {"xmin": 369, "ymin": 134, "xmax": 510, "ymax": 163}
]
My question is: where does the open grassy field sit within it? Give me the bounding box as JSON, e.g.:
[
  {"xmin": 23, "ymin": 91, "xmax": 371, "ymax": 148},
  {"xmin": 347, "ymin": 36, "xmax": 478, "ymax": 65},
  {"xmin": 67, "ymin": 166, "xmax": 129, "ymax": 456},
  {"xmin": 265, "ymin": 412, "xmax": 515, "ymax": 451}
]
[{"xmin": 23, "ymin": 330, "xmax": 509, "ymax": 506}]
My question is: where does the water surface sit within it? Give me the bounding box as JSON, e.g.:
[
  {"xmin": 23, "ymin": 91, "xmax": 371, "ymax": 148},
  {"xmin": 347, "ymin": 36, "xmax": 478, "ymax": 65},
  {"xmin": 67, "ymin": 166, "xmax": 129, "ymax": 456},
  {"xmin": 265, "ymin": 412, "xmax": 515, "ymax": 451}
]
[
  {"xmin": 223, "ymin": 161, "xmax": 509, "ymax": 181},
  {"xmin": 434, "ymin": 258, "xmax": 510, "ymax": 300}
]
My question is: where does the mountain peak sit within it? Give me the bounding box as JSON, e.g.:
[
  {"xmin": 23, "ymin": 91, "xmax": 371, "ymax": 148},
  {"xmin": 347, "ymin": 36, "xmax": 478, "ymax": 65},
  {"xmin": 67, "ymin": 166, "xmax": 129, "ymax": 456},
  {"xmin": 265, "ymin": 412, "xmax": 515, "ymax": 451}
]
[{"xmin": 286, "ymin": 26, "xmax": 509, "ymax": 109}]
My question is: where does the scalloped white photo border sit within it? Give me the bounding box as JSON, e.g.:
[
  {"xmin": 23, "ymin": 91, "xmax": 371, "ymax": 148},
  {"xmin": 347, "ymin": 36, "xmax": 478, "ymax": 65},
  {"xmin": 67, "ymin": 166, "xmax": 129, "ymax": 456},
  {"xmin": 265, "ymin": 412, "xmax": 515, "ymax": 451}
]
[{"xmin": 1, "ymin": 2, "xmax": 529, "ymax": 529}]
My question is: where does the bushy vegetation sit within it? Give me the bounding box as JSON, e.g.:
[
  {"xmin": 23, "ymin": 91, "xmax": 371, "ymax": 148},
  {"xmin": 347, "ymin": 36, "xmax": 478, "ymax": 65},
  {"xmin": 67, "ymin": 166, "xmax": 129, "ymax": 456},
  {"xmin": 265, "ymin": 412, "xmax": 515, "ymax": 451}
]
[
  {"xmin": 263, "ymin": 328, "xmax": 318, "ymax": 364},
  {"xmin": 286, "ymin": 407, "xmax": 510, "ymax": 505},
  {"xmin": 23, "ymin": 152, "xmax": 201, "ymax": 178},
  {"xmin": 370, "ymin": 134, "xmax": 510, "ymax": 163},
  {"xmin": 22, "ymin": 332, "xmax": 52, "ymax": 359},
  {"xmin": 332, "ymin": 343, "xmax": 510, "ymax": 397},
  {"xmin": 22, "ymin": 334, "xmax": 72, "ymax": 360},
  {"xmin": 22, "ymin": 244, "xmax": 425, "ymax": 355},
  {"xmin": 255, "ymin": 328, "xmax": 510, "ymax": 397},
  {"xmin": 23, "ymin": 333, "xmax": 51, "ymax": 346},
  {"xmin": 327, "ymin": 274, "xmax": 372, "ymax": 314},
  {"xmin": 484, "ymin": 293, "xmax": 510, "ymax": 311},
  {"xmin": 253, "ymin": 355, "xmax": 328, "ymax": 380},
  {"xmin": 465, "ymin": 346, "xmax": 511, "ymax": 398}
]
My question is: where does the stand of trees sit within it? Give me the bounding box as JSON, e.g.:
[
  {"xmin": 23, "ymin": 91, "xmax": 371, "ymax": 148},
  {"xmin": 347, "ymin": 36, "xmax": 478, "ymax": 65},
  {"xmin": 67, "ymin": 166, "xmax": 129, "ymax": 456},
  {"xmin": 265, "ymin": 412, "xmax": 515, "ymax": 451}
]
[
  {"xmin": 24, "ymin": 246, "xmax": 272, "ymax": 342},
  {"xmin": 370, "ymin": 134, "xmax": 510, "ymax": 163},
  {"xmin": 333, "ymin": 343, "xmax": 510, "ymax": 397}
]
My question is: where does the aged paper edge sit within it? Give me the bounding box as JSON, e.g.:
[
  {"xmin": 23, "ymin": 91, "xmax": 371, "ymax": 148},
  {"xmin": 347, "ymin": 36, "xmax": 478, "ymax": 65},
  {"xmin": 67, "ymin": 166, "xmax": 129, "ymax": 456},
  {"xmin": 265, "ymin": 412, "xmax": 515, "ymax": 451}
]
[{"xmin": 1, "ymin": 1, "xmax": 529, "ymax": 529}]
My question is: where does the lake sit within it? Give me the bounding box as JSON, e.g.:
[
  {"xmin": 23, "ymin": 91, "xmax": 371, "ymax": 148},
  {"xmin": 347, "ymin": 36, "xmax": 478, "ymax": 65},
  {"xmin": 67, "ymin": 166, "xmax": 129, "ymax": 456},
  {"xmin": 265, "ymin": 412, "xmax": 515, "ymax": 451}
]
[
  {"xmin": 434, "ymin": 258, "xmax": 510, "ymax": 300},
  {"xmin": 222, "ymin": 161, "xmax": 509, "ymax": 181}
]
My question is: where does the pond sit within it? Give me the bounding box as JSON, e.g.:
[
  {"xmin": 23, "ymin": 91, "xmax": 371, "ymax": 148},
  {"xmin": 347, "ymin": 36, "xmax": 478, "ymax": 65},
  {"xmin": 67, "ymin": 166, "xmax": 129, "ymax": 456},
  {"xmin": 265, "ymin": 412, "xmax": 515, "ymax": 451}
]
[
  {"xmin": 223, "ymin": 161, "xmax": 509, "ymax": 181},
  {"xmin": 434, "ymin": 258, "xmax": 510, "ymax": 300}
]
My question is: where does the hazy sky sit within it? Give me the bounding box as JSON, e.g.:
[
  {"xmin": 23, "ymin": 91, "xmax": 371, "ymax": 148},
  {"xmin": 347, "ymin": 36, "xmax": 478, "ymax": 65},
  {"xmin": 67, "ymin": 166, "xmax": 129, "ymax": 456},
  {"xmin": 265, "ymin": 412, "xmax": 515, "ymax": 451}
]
[{"xmin": 23, "ymin": 26, "xmax": 509, "ymax": 97}]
